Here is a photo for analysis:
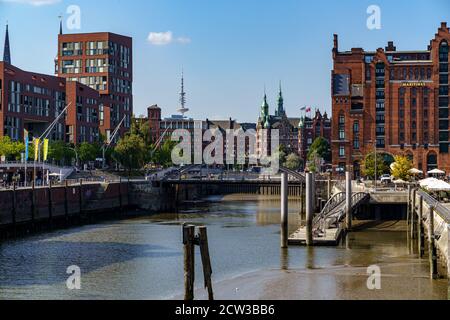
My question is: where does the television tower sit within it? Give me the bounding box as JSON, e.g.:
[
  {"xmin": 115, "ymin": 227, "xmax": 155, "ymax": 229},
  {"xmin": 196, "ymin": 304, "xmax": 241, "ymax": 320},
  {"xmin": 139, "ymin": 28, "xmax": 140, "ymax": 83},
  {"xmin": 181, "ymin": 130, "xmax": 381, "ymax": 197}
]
[{"xmin": 177, "ymin": 69, "xmax": 189, "ymax": 116}]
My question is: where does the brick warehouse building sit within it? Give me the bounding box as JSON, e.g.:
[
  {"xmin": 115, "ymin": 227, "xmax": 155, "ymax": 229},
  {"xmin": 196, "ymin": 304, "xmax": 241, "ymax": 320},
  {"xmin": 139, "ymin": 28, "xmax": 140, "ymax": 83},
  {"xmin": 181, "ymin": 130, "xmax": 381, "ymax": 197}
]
[
  {"xmin": 331, "ymin": 22, "xmax": 450, "ymax": 178},
  {"xmin": 56, "ymin": 31, "xmax": 133, "ymax": 139},
  {"xmin": 298, "ymin": 109, "xmax": 331, "ymax": 162}
]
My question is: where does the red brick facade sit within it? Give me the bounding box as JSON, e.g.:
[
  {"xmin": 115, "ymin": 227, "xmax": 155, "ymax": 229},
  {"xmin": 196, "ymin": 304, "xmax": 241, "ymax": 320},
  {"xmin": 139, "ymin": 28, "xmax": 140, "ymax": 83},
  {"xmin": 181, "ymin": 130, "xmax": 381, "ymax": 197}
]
[
  {"xmin": 56, "ymin": 32, "xmax": 133, "ymax": 138},
  {"xmin": 332, "ymin": 23, "xmax": 450, "ymax": 177}
]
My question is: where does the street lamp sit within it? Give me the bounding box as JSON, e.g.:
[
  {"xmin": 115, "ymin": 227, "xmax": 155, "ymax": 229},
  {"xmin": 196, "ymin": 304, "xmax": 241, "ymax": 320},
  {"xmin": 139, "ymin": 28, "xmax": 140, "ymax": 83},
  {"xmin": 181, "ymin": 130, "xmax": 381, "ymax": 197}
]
[{"xmin": 66, "ymin": 146, "xmax": 79, "ymax": 167}]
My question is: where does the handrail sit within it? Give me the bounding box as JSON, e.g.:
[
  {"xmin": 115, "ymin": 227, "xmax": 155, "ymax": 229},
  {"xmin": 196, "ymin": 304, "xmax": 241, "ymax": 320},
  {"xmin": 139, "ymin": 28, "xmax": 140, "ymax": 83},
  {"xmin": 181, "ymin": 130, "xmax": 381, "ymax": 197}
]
[
  {"xmin": 313, "ymin": 192, "xmax": 346, "ymax": 228},
  {"xmin": 417, "ymin": 189, "xmax": 450, "ymax": 224},
  {"xmin": 279, "ymin": 167, "xmax": 305, "ymax": 181},
  {"xmin": 314, "ymin": 192, "xmax": 370, "ymax": 234}
]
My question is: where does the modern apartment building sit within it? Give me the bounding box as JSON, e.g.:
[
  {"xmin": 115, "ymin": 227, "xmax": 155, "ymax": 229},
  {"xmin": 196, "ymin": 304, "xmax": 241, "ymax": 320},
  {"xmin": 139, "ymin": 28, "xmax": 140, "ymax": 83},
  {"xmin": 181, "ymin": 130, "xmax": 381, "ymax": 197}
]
[
  {"xmin": 56, "ymin": 32, "xmax": 133, "ymax": 138},
  {"xmin": 0, "ymin": 62, "xmax": 66, "ymax": 142}
]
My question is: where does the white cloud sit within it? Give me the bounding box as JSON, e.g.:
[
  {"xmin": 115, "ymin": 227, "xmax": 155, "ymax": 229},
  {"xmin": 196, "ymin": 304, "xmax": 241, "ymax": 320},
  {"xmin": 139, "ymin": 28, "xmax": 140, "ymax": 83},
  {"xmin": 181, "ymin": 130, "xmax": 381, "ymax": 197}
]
[
  {"xmin": 147, "ymin": 31, "xmax": 191, "ymax": 46},
  {"xmin": 148, "ymin": 31, "xmax": 173, "ymax": 46},
  {"xmin": 0, "ymin": 0, "xmax": 61, "ymax": 6},
  {"xmin": 176, "ymin": 37, "xmax": 191, "ymax": 44}
]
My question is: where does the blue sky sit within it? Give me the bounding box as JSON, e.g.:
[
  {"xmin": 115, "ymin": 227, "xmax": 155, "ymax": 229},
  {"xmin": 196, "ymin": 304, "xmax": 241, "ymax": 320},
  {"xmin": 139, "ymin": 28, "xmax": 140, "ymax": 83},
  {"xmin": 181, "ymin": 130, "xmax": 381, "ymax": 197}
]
[{"xmin": 1, "ymin": 0, "xmax": 450, "ymax": 122}]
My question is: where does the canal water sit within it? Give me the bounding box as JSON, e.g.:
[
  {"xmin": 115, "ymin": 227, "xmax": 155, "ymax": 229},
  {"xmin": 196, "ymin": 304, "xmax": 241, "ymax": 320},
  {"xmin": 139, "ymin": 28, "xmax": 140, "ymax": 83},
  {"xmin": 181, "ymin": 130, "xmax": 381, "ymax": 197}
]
[{"xmin": 0, "ymin": 195, "xmax": 448, "ymax": 300}]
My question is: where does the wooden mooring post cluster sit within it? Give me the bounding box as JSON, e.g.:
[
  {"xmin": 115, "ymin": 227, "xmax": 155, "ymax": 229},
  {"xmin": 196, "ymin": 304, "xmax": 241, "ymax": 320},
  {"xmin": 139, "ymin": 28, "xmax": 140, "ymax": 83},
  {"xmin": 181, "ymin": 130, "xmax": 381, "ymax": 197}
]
[{"xmin": 183, "ymin": 224, "xmax": 214, "ymax": 301}]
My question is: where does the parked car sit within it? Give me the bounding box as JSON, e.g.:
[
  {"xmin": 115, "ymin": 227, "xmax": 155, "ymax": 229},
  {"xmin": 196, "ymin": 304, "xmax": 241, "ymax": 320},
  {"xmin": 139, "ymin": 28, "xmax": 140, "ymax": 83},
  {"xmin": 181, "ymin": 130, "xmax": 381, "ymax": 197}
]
[{"xmin": 380, "ymin": 174, "xmax": 392, "ymax": 184}]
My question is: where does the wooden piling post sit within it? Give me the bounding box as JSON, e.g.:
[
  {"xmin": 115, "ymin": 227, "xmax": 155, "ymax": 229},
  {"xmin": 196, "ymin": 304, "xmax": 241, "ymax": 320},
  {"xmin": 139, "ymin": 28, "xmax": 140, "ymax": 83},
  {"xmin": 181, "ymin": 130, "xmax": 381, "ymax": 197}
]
[
  {"xmin": 411, "ymin": 189, "xmax": 416, "ymax": 239},
  {"xmin": 64, "ymin": 180, "xmax": 69, "ymax": 223},
  {"xmin": 345, "ymin": 172, "xmax": 352, "ymax": 230},
  {"xmin": 183, "ymin": 224, "xmax": 195, "ymax": 300},
  {"xmin": 31, "ymin": 181, "xmax": 35, "ymax": 226},
  {"xmin": 281, "ymin": 172, "xmax": 288, "ymax": 249},
  {"xmin": 48, "ymin": 180, "xmax": 53, "ymax": 228},
  {"xmin": 198, "ymin": 226, "xmax": 214, "ymax": 300},
  {"xmin": 428, "ymin": 206, "xmax": 438, "ymax": 279},
  {"xmin": 305, "ymin": 173, "xmax": 313, "ymax": 246},
  {"xmin": 119, "ymin": 177, "xmax": 123, "ymax": 215},
  {"xmin": 418, "ymin": 195, "xmax": 424, "ymax": 258},
  {"xmin": 79, "ymin": 178, "xmax": 83, "ymax": 218},
  {"xmin": 12, "ymin": 182, "xmax": 17, "ymax": 233}
]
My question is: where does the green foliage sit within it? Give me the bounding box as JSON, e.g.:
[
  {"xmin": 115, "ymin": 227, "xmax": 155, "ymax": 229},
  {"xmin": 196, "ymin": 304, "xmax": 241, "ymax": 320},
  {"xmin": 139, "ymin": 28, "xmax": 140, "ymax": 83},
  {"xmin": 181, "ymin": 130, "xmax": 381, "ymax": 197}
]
[
  {"xmin": 391, "ymin": 155, "xmax": 413, "ymax": 181},
  {"xmin": 0, "ymin": 136, "xmax": 25, "ymax": 161},
  {"xmin": 283, "ymin": 153, "xmax": 301, "ymax": 171},
  {"xmin": 114, "ymin": 134, "xmax": 147, "ymax": 172},
  {"xmin": 307, "ymin": 137, "xmax": 331, "ymax": 162},
  {"xmin": 362, "ymin": 152, "xmax": 389, "ymax": 179},
  {"xmin": 150, "ymin": 140, "xmax": 177, "ymax": 167},
  {"xmin": 48, "ymin": 141, "xmax": 75, "ymax": 163},
  {"xmin": 276, "ymin": 144, "xmax": 288, "ymax": 166},
  {"xmin": 77, "ymin": 142, "xmax": 101, "ymax": 163}
]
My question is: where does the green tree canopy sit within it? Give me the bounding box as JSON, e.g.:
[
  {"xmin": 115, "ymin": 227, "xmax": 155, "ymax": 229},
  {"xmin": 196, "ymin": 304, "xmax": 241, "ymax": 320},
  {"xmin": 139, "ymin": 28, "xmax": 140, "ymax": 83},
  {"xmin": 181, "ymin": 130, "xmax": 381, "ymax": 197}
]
[
  {"xmin": 362, "ymin": 152, "xmax": 390, "ymax": 179},
  {"xmin": 150, "ymin": 140, "xmax": 177, "ymax": 167},
  {"xmin": 78, "ymin": 142, "xmax": 101, "ymax": 163},
  {"xmin": 0, "ymin": 136, "xmax": 25, "ymax": 161},
  {"xmin": 114, "ymin": 134, "xmax": 147, "ymax": 172},
  {"xmin": 391, "ymin": 155, "xmax": 413, "ymax": 181},
  {"xmin": 307, "ymin": 137, "xmax": 331, "ymax": 162},
  {"xmin": 284, "ymin": 153, "xmax": 301, "ymax": 171}
]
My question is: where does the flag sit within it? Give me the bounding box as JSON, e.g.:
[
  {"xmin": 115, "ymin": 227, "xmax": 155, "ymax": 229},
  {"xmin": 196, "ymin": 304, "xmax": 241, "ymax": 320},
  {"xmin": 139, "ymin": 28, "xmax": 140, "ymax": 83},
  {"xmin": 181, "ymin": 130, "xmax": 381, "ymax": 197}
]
[
  {"xmin": 24, "ymin": 129, "xmax": 29, "ymax": 161},
  {"xmin": 43, "ymin": 139, "xmax": 49, "ymax": 161},
  {"xmin": 34, "ymin": 138, "xmax": 40, "ymax": 161}
]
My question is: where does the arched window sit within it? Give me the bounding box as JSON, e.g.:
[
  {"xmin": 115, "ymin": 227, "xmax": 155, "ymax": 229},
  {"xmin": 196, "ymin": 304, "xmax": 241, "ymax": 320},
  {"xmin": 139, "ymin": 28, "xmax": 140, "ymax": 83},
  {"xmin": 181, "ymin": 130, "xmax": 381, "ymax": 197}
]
[
  {"xmin": 427, "ymin": 152, "xmax": 438, "ymax": 171},
  {"xmin": 439, "ymin": 40, "xmax": 448, "ymax": 62}
]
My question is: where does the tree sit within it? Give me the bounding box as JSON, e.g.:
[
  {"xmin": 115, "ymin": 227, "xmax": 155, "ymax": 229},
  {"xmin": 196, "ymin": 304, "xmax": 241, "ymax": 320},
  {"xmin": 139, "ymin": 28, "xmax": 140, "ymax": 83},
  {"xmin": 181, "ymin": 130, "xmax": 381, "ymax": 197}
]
[
  {"xmin": 150, "ymin": 140, "xmax": 177, "ymax": 167},
  {"xmin": 47, "ymin": 141, "xmax": 76, "ymax": 165},
  {"xmin": 0, "ymin": 136, "xmax": 25, "ymax": 161},
  {"xmin": 114, "ymin": 134, "xmax": 146, "ymax": 173},
  {"xmin": 362, "ymin": 152, "xmax": 389, "ymax": 179},
  {"xmin": 307, "ymin": 137, "xmax": 331, "ymax": 162},
  {"xmin": 391, "ymin": 155, "xmax": 413, "ymax": 181},
  {"xmin": 276, "ymin": 144, "xmax": 288, "ymax": 166},
  {"xmin": 284, "ymin": 153, "xmax": 301, "ymax": 171},
  {"xmin": 77, "ymin": 142, "xmax": 100, "ymax": 164}
]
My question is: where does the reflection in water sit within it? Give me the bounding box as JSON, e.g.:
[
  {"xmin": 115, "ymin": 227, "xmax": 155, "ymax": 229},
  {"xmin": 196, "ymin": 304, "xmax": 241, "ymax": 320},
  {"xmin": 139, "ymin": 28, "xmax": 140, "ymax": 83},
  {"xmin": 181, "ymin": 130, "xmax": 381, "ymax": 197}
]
[
  {"xmin": 280, "ymin": 248, "xmax": 289, "ymax": 270},
  {"xmin": 0, "ymin": 194, "xmax": 447, "ymax": 300}
]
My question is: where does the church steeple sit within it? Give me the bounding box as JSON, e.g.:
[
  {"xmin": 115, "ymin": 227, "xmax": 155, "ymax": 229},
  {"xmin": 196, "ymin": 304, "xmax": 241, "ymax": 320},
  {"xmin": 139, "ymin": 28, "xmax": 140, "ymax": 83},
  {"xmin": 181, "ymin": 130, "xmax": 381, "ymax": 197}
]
[
  {"xmin": 276, "ymin": 81, "xmax": 285, "ymax": 117},
  {"xmin": 260, "ymin": 90, "xmax": 270, "ymax": 128},
  {"xmin": 59, "ymin": 15, "xmax": 63, "ymax": 35},
  {"xmin": 3, "ymin": 23, "xmax": 11, "ymax": 64}
]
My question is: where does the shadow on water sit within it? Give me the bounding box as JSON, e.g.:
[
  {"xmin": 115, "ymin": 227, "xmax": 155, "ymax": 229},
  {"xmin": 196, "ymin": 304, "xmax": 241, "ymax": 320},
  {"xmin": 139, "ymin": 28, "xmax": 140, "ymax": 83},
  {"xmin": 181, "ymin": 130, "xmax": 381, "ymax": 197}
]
[{"xmin": 0, "ymin": 240, "xmax": 180, "ymax": 287}]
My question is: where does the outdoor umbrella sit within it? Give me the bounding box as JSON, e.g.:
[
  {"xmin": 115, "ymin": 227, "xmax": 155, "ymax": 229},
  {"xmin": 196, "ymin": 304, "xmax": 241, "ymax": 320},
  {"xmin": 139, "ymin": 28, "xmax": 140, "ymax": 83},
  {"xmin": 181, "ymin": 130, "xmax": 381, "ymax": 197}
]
[
  {"xmin": 427, "ymin": 169, "xmax": 445, "ymax": 175},
  {"xmin": 409, "ymin": 168, "xmax": 423, "ymax": 175}
]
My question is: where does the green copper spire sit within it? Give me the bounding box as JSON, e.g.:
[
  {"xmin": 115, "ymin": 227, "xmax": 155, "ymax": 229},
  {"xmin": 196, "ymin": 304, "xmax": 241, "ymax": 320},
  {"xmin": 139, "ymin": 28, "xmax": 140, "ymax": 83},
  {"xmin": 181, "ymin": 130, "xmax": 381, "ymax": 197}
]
[{"xmin": 276, "ymin": 81, "xmax": 285, "ymax": 117}]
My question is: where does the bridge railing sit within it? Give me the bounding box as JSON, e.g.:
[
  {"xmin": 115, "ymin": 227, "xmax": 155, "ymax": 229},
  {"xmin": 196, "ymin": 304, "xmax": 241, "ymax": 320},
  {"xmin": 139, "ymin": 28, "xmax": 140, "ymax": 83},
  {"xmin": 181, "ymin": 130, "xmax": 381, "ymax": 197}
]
[
  {"xmin": 313, "ymin": 192, "xmax": 346, "ymax": 230},
  {"xmin": 417, "ymin": 189, "xmax": 450, "ymax": 239}
]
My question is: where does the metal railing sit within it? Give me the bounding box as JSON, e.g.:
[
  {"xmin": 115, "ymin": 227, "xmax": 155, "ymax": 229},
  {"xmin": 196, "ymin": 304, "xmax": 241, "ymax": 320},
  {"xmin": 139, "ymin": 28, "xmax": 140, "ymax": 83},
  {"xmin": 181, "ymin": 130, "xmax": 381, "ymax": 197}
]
[
  {"xmin": 313, "ymin": 191, "xmax": 370, "ymax": 234},
  {"xmin": 417, "ymin": 189, "xmax": 450, "ymax": 239}
]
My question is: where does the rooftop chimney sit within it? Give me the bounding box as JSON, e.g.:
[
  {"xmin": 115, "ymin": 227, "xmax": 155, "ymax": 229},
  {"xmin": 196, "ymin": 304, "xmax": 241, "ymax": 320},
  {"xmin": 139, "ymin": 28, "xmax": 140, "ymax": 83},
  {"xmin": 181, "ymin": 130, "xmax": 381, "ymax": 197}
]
[
  {"xmin": 333, "ymin": 34, "xmax": 339, "ymax": 52},
  {"xmin": 385, "ymin": 41, "xmax": 396, "ymax": 51}
]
